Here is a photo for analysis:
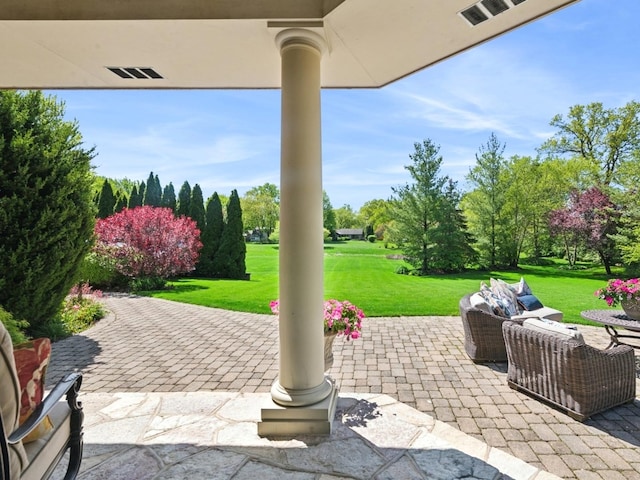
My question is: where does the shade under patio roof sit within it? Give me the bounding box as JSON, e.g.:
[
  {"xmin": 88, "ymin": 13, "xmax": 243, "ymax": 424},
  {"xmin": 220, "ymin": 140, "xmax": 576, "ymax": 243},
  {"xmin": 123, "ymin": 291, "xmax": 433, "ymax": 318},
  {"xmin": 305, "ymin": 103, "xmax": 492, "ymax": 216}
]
[{"xmin": 0, "ymin": 0, "xmax": 580, "ymax": 89}]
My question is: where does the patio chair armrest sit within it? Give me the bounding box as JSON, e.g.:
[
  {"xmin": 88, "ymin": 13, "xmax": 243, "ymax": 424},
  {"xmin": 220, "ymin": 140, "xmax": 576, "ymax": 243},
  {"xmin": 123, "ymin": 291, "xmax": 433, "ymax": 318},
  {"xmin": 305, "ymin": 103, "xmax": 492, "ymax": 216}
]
[{"xmin": 8, "ymin": 372, "xmax": 82, "ymax": 445}]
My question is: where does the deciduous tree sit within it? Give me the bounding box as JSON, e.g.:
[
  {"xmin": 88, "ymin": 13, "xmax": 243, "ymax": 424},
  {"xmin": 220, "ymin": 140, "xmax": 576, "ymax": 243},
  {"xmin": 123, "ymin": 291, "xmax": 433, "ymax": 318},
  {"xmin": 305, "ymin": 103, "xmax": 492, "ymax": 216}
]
[
  {"xmin": 334, "ymin": 205, "xmax": 359, "ymax": 230},
  {"xmin": 549, "ymin": 187, "xmax": 619, "ymax": 273},
  {"xmin": 241, "ymin": 183, "xmax": 279, "ymax": 239},
  {"xmin": 540, "ymin": 101, "xmax": 640, "ymax": 186},
  {"xmin": 94, "ymin": 206, "xmax": 202, "ymax": 283},
  {"xmin": 323, "ymin": 191, "xmax": 336, "ymax": 237}
]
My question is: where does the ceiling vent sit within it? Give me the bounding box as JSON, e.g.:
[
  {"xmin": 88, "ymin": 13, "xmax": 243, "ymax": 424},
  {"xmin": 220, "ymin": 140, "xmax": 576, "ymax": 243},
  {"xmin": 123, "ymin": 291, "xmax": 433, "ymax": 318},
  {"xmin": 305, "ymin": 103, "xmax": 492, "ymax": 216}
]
[
  {"xmin": 107, "ymin": 67, "xmax": 163, "ymax": 79},
  {"xmin": 460, "ymin": 0, "xmax": 527, "ymax": 27}
]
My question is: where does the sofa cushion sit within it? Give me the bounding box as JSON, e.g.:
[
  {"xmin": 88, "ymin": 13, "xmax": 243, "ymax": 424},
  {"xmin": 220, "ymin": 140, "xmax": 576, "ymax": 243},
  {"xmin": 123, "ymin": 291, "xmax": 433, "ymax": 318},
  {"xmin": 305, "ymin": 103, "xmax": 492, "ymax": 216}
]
[
  {"xmin": 0, "ymin": 321, "xmax": 29, "ymax": 478},
  {"xmin": 522, "ymin": 318, "xmax": 584, "ymax": 344},
  {"xmin": 21, "ymin": 402, "xmax": 71, "ymax": 480},
  {"xmin": 517, "ymin": 294, "xmax": 544, "ymax": 311},
  {"xmin": 13, "ymin": 338, "xmax": 54, "ymax": 443}
]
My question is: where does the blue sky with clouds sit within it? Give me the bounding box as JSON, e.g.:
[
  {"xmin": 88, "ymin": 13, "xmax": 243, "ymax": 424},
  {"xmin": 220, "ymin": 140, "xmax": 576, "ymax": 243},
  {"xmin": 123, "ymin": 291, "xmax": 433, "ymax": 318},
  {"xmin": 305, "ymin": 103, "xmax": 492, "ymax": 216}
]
[{"xmin": 50, "ymin": 0, "xmax": 640, "ymax": 210}]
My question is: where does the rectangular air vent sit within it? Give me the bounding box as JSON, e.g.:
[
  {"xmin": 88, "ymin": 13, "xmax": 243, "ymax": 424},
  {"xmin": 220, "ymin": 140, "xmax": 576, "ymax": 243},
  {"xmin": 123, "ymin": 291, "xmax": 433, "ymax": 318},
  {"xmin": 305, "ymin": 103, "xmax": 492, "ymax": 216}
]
[
  {"xmin": 107, "ymin": 67, "xmax": 163, "ymax": 79},
  {"xmin": 481, "ymin": 0, "xmax": 509, "ymax": 16},
  {"xmin": 460, "ymin": 0, "xmax": 527, "ymax": 27},
  {"xmin": 461, "ymin": 5, "xmax": 488, "ymax": 25}
]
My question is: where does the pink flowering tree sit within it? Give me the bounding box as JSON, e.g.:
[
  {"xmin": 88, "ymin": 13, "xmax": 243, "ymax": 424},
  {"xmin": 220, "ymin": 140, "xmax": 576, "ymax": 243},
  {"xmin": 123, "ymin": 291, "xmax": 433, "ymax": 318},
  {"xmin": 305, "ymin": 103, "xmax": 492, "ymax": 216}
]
[{"xmin": 94, "ymin": 206, "xmax": 202, "ymax": 287}]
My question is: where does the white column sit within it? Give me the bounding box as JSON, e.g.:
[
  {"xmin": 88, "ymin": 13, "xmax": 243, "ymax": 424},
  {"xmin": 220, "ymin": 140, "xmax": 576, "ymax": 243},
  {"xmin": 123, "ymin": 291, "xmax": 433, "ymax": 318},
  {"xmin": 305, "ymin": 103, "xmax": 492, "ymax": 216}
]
[
  {"xmin": 272, "ymin": 28, "xmax": 332, "ymax": 406},
  {"xmin": 259, "ymin": 28, "xmax": 337, "ymax": 436}
]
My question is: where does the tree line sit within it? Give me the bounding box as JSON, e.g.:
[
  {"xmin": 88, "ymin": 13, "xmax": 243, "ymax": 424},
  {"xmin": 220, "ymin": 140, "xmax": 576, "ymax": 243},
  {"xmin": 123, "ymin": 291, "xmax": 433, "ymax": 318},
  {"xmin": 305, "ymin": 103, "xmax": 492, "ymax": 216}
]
[{"xmin": 383, "ymin": 101, "xmax": 640, "ymax": 275}]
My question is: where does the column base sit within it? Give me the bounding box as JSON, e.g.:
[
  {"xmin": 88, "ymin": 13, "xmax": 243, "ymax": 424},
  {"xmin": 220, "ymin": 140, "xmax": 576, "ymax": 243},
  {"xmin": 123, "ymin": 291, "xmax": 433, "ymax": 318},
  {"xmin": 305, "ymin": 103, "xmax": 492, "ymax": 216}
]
[{"xmin": 258, "ymin": 377, "xmax": 339, "ymax": 436}]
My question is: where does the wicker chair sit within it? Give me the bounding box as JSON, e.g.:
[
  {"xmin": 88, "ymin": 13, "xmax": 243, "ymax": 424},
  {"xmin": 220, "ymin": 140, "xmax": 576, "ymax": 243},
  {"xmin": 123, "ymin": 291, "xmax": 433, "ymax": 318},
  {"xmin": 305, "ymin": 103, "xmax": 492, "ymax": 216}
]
[
  {"xmin": 502, "ymin": 320, "xmax": 636, "ymax": 421},
  {"xmin": 459, "ymin": 293, "xmax": 513, "ymax": 363}
]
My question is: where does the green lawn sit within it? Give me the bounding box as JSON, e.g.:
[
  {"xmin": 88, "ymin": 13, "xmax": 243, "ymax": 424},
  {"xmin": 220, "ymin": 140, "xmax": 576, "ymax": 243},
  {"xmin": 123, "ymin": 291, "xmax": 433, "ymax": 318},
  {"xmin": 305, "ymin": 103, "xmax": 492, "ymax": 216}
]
[{"xmin": 147, "ymin": 241, "xmax": 621, "ymax": 323}]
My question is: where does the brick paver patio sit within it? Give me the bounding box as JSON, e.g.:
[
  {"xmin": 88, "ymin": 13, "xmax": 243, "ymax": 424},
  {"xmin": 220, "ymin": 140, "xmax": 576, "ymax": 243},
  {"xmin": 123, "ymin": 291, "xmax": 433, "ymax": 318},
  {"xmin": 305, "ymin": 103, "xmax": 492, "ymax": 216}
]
[{"xmin": 48, "ymin": 294, "xmax": 640, "ymax": 479}]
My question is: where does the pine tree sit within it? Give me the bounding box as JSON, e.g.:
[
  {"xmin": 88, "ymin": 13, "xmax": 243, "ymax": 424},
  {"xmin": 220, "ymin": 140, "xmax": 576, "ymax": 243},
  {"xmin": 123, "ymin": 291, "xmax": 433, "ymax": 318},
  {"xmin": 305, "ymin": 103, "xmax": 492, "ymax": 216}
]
[
  {"xmin": 97, "ymin": 179, "xmax": 116, "ymax": 218},
  {"xmin": 176, "ymin": 181, "xmax": 191, "ymax": 218},
  {"xmin": 161, "ymin": 182, "xmax": 177, "ymax": 212},
  {"xmin": 216, "ymin": 190, "xmax": 246, "ymax": 279},
  {"xmin": 389, "ymin": 139, "xmax": 469, "ymax": 275},
  {"xmin": 0, "ymin": 91, "xmax": 96, "ymax": 332},
  {"xmin": 197, "ymin": 192, "xmax": 224, "ymax": 277},
  {"xmin": 189, "ymin": 184, "xmax": 206, "ymax": 233}
]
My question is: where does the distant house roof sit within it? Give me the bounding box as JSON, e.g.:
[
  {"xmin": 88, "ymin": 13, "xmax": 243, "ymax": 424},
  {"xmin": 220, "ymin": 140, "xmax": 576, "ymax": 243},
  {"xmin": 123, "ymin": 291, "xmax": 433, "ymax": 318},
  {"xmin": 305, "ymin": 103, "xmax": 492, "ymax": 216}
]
[{"xmin": 336, "ymin": 228, "xmax": 364, "ymax": 236}]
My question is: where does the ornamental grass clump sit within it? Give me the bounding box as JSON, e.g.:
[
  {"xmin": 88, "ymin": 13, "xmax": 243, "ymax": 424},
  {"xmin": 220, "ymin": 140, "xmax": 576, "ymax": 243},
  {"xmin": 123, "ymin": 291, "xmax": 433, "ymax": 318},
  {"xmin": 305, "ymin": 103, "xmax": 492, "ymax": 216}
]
[
  {"xmin": 270, "ymin": 299, "xmax": 365, "ymax": 340},
  {"xmin": 595, "ymin": 278, "xmax": 640, "ymax": 307}
]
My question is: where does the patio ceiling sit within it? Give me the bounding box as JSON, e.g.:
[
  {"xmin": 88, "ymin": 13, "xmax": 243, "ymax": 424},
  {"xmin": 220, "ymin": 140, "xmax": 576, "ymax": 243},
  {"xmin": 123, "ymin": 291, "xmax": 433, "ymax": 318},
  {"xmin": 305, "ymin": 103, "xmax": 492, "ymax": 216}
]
[{"xmin": 0, "ymin": 0, "xmax": 580, "ymax": 89}]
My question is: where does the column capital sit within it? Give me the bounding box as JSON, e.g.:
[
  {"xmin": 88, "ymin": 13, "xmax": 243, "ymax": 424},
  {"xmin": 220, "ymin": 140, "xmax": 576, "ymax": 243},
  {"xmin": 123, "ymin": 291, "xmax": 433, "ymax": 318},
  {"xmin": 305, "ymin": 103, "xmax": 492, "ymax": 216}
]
[{"xmin": 275, "ymin": 28, "xmax": 327, "ymax": 55}]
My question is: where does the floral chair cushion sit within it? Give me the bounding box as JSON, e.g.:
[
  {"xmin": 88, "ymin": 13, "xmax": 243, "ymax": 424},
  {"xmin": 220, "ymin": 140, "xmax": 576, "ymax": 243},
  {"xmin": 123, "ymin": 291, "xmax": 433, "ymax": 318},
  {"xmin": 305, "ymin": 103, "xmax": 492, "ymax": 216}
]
[{"xmin": 13, "ymin": 338, "xmax": 54, "ymax": 443}]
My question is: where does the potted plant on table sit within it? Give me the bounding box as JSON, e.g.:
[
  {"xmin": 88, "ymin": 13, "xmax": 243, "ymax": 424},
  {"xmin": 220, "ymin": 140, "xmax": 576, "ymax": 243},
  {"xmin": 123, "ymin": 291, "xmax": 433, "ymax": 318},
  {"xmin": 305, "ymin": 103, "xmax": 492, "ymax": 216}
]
[
  {"xmin": 595, "ymin": 278, "xmax": 640, "ymax": 320},
  {"xmin": 270, "ymin": 298, "xmax": 365, "ymax": 370}
]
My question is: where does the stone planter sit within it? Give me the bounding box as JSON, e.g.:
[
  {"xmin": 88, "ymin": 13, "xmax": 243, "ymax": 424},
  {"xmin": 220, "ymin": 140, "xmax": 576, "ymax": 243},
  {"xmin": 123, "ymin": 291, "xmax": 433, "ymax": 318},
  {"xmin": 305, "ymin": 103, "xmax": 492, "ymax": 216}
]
[
  {"xmin": 621, "ymin": 299, "xmax": 640, "ymax": 320},
  {"xmin": 324, "ymin": 332, "xmax": 338, "ymax": 371}
]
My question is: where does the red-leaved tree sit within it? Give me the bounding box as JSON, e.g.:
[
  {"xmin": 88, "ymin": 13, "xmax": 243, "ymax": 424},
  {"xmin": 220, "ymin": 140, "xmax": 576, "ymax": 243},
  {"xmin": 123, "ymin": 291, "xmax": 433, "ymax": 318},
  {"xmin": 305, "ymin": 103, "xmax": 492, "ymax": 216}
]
[
  {"xmin": 94, "ymin": 206, "xmax": 202, "ymax": 280},
  {"xmin": 549, "ymin": 187, "xmax": 619, "ymax": 273}
]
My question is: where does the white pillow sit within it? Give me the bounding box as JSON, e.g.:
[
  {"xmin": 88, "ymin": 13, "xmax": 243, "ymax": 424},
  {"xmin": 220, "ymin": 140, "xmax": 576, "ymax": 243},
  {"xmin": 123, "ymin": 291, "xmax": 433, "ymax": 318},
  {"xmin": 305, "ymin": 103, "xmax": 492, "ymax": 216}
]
[
  {"xmin": 522, "ymin": 318, "xmax": 585, "ymax": 345},
  {"xmin": 470, "ymin": 292, "xmax": 491, "ymax": 313}
]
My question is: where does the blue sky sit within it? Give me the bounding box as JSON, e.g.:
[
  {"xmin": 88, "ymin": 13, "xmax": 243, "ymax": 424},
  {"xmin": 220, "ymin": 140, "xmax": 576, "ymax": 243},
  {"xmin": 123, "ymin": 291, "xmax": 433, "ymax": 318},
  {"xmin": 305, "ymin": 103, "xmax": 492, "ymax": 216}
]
[{"xmin": 50, "ymin": 0, "xmax": 640, "ymax": 211}]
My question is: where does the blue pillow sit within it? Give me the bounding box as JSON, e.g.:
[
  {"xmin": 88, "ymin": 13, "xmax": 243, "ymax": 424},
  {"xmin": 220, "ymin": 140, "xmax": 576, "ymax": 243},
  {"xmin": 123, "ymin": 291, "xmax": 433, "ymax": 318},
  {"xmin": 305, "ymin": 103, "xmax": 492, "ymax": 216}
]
[{"xmin": 517, "ymin": 294, "xmax": 543, "ymax": 311}]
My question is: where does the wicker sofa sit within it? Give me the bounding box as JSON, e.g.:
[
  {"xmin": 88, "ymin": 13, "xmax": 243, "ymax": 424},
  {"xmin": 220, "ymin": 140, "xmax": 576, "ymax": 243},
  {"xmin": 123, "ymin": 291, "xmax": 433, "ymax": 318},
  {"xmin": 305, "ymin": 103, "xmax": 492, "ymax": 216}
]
[
  {"xmin": 502, "ymin": 320, "xmax": 636, "ymax": 421},
  {"xmin": 459, "ymin": 292, "xmax": 563, "ymax": 363}
]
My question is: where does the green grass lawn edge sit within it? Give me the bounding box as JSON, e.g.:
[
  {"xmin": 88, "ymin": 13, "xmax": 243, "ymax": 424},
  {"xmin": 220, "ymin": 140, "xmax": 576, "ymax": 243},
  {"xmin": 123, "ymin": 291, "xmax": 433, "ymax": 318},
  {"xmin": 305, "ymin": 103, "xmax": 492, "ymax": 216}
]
[{"xmin": 145, "ymin": 241, "xmax": 624, "ymax": 325}]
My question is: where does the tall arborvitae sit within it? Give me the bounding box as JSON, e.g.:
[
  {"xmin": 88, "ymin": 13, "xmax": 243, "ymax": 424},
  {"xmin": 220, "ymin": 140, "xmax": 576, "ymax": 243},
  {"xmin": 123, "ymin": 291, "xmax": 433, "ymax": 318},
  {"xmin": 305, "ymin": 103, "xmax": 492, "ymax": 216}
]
[
  {"xmin": 196, "ymin": 192, "xmax": 224, "ymax": 277},
  {"xmin": 176, "ymin": 181, "xmax": 191, "ymax": 218},
  {"xmin": 138, "ymin": 181, "xmax": 146, "ymax": 208},
  {"xmin": 128, "ymin": 184, "xmax": 142, "ymax": 208},
  {"xmin": 216, "ymin": 190, "xmax": 247, "ymax": 279},
  {"xmin": 0, "ymin": 91, "xmax": 96, "ymax": 332},
  {"xmin": 161, "ymin": 182, "xmax": 177, "ymax": 212},
  {"xmin": 189, "ymin": 184, "xmax": 206, "ymax": 233},
  {"xmin": 97, "ymin": 179, "xmax": 116, "ymax": 218},
  {"xmin": 143, "ymin": 171, "xmax": 162, "ymax": 206},
  {"xmin": 114, "ymin": 193, "xmax": 128, "ymax": 213}
]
